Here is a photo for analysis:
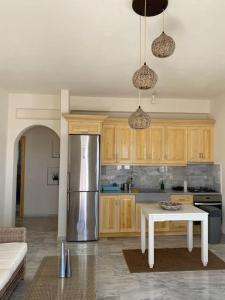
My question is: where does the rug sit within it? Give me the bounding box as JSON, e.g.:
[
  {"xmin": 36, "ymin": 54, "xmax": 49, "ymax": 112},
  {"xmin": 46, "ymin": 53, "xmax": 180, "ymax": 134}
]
[{"xmin": 123, "ymin": 248, "xmax": 225, "ymax": 273}]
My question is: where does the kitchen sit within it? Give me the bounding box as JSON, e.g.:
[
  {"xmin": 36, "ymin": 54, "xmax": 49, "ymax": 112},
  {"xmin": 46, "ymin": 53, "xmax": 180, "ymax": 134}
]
[{"xmin": 65, "ymin": 114, "xmax": 222, "ymax": 243}]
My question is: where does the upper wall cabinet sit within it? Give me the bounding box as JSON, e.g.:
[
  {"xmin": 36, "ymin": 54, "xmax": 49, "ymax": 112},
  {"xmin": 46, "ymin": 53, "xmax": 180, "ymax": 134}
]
[
  {"xmin": 164, "ymin": 126, "xmax": 187, "ymax": 164},
  {"xmin": 101, "ymin": 125, "xmax": 117, "ymax": 164},
  {"xmin": 101, "ymin": 124, "xmax": 133, "ymax": 164},
  {"xmin": 64, "ymin": 114, "xmax": 107, "ymax": 135},
  {"xmin": 133, "ymin": 126, "xmax": 164, "ymax": 164},
  {"xmin": 188, "ymin": 126, "xmax": 214, "ymax": 162},
  {"xmin": 94, "ymin": 118, "xmax": 214, "ymax": 166},
  {"xmin": 116, "ymin": 126, "xmax": 133, "ymax": 164}
]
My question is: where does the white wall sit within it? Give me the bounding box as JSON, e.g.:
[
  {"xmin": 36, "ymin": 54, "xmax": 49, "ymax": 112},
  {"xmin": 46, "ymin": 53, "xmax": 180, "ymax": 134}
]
[
  {"xmin": 0, "ymin": 90, "xmax": 9, "ymax": 225},
  {"xmin": 23, "ymin": 126, "xmax": 59, "ymax": 217},
  {"xmin": 70, "ymin": 96, "xmax": 211, "ymax": 114},
  {"xmin": 58, "ymin": 90, "xmax": 69, "ymax": 239},
  {"xmin": 210, "ymin": 95, "xmax": 225, "ymax": 233}
]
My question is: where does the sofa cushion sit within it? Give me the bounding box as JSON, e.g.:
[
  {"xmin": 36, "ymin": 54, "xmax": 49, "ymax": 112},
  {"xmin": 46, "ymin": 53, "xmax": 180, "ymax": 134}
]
[
  {"xmin": 0, "ymin": 242, "xmax": 27, "ymax": 290},
  {"xmin": 0, "ymin": 269, "xmax": 11, "ymax": 291}
]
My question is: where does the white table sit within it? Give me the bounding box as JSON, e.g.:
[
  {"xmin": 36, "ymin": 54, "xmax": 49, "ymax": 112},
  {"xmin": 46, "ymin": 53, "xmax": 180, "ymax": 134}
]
[{"xmin": 141, "ymin": 203, "xmax": 208, "ymax": 268}]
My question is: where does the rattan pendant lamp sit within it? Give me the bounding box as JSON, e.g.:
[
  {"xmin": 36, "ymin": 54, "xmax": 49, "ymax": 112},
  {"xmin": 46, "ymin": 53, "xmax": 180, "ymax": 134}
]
[
  {"xmin": 132, "ymin": 0, "xmax": 158, "ymax": 90},
  {"xmin": 152, "ymin": 10, "xmax": 175, "ymax": 58},
  {"xmin": 129, "ymin": 3, "xmax": 152, "ymax": 130}
]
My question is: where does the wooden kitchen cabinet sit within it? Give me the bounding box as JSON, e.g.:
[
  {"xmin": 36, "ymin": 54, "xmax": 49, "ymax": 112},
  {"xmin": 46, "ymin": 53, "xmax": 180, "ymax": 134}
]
[
  {"xmin": 100, "ymin": 195, "xmax": 135, "ymax": 235},
  {"xmin": 133, "ymin": 129, "xmax": 149, "ymax": 163},
  {"xmin": 101, "ymin": 125, "xmax": 117, "ymax": 164},
  {"xmin": 169, "ymin": 195, "xmax": 193, "ymax": 232},
  {"xmin": 101, "ymin": 124, "xmax": 133, "ymax": 164},
  {"xmin": 119, "ymin": 195, "xmax": 136, "ymax": 232},
  {"xmin": 135, "ymin": 203, "xmax": 169, "ymax": 233},
  {"xmin": 101, "ymin": 118, "xmax": 214, "ymax": 165},
  {"xmin": 116, "ymin": 126, "xmax": 133, "ymax": 164},
  {"xmin": 133, "ymin": 126, "xmax": 164, "ymax": 164},
  {"xmin": 99, "ymin": 196, "xmax": 119, "ymax": 233},
  {"xmin": 64, "ymin": 114, "xmax": 107, "ymax": 134},
  {"xmin": 164, "ymin": 126, "xmax": 187, "ymax": 164},
  {"xmin": 188, "ymin": 126, "xmax": 213, "ymax": 162},
  {"xmin": 149, "ymin": 126, "xmax": 165, "ymax": 163}
]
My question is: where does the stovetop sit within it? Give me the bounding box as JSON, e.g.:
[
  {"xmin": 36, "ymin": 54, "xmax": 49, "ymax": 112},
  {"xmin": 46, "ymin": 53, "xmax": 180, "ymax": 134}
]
[{"xmin": 172, "ymin": 186, "xmax": 218, "ymax": 193}]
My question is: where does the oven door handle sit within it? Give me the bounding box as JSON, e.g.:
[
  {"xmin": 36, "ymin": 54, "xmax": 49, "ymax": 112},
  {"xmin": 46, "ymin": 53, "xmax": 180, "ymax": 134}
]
[{"xmin": 195, "ymin": 202, "xmax": 222, "ymax": 206}]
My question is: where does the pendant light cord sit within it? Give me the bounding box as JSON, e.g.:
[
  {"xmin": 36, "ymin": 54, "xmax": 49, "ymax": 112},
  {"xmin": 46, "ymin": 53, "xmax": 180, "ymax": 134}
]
[
  {"xmin": 138, "ymin": 15, "xmax": 141, "ymax": 107},
  {"xmin": 139, "ymin": 16, "xmax": 142, "ymax": 67},
  {"xmin": 144, "ymin": 0, "xmax": 147, "ymax": 62}
]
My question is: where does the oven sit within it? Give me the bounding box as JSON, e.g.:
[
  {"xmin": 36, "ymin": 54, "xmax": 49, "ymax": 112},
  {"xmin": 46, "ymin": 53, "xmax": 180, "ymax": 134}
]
[
  {"xmin": 193, "ymin": 194, "xmax": 222, "ymax": 225},
  {"xmin": 193, "ymin": 194, "xmax": 222, "ymax": 210}
]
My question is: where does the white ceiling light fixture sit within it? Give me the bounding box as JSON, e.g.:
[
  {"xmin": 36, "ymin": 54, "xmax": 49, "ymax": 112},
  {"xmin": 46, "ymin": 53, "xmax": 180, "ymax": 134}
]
[
  {"xmin": 151, "ymin": 93, "xmax": 157, "ymax": 104},
  {"xmin": 152, "ymin": 10, "xmax": 175, "ymax": 58},
  {"xmin": 132, "ymin": 0, "xmax": 158, "ymax": 90}
]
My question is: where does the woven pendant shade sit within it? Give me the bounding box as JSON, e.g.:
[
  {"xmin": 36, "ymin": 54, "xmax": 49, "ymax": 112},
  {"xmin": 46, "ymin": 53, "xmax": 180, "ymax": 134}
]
[
  {"xmin": 132, "ymin": 62, "xmax": 158, "ymax": 90},
  {"xmin": 128, "ymin": 106, "xmax": 151, "ymax": 129},
  {"xmin": 152, "ymin": 31, "xmax": 175, "ymax": 58}
]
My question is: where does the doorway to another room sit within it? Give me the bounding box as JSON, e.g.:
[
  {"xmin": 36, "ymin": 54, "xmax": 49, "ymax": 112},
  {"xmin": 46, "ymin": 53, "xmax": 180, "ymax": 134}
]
[{"xmin": 16, "ymin": 126, "xmax": 60, "ymax": 229}]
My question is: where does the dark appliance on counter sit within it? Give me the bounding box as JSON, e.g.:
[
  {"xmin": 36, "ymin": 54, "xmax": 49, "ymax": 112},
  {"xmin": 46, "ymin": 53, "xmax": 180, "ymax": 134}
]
[
  {"xmin": 67, "ymin": 135, "xmax": 100, "ymax": 242},
  {"xmin": 172, "ymin": 186, "xmax": 218, "ymax": 193}
]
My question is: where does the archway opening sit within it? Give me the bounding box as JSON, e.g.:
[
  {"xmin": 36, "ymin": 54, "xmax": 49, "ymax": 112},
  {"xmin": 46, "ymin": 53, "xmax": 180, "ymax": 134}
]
[{"xmin": 15, "ymin": 125, "xmax": 60, "ymax": 231}]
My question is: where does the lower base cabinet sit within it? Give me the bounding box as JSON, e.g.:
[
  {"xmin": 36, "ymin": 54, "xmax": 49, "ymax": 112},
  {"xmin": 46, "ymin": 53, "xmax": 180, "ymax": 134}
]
[
  {"xmin": 100, "ymin": 194, "xmax": 194, "ymax": 237},
  {"xmin": 169, "ymin": 195, "xmax": 193, "ymax": 232},
  {"xmin": 99, "ymin": 195, "xmax": 135, "ymax": 234}
]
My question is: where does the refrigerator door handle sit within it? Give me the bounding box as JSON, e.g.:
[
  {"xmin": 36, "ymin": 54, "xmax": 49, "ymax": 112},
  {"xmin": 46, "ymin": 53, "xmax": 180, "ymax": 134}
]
[
  {"xmin": 67, "ymin": 192, "xmax": 70, "ymax": 212},
  {"xmin": 67, "ymin": 172, "xmax": 71, "ymax": 193}
]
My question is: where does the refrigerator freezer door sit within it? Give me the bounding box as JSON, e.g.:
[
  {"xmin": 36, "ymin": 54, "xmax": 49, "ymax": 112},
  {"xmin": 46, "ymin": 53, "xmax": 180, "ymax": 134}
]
[
  {"xmin": 67, "ymin": 191, "xmax": 99, "ymax": 241},
  {"xmin": 69, "ymin": 135, "xmax": 100, "ymax": 192}
]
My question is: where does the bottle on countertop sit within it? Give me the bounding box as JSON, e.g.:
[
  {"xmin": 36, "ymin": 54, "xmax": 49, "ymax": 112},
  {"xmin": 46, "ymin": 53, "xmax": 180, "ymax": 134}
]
[
  {"xmin": 184, "ymin": 180, "xmax": 188, "ymax": 193},
  {"xmin": 160, "ymin": 180, "xmax": 165, "ymax": 191}
]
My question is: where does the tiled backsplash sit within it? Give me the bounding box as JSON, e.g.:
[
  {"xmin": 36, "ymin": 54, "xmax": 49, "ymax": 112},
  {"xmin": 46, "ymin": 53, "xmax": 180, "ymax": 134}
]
[{"xmin": 101, "ymin": 164, "xmax": 221, "ymax": 192}]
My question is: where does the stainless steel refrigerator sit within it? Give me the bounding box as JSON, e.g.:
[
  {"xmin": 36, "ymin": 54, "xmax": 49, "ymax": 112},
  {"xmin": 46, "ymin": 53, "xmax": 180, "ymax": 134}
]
[{"xmin": 67, "ymin": 135, "xmax": 100, "ymax": 242}]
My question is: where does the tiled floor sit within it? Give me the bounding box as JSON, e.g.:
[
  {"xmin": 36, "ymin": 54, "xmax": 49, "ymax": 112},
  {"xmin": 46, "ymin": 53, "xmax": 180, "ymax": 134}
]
[{"xmin": 10, "ymin": 217, "xmax": 225, "ymax": 300}]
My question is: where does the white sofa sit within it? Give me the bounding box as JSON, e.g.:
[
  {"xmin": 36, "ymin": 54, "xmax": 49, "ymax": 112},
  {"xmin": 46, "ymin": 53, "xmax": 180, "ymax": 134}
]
[{"xmin": 0, "ymin": 228, "xmax": 27, "ymax": 300}]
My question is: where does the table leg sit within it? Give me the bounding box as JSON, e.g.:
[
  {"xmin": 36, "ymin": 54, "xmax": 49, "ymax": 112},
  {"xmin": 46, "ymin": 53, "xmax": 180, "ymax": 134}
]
[
  {"xmin": 148, "ymin": 217, "xmax": 154, "ymax": 268},
  {"xmin": 141, "ymin": 210, "xmax": 146, "ymax": 254},
  {"xmin": 187, "ymin": 220, "xmax": 193, "ymax": 252},
  {"xmin": 201, "ymin": 215, "xmax": 208, "ymax": 267}
]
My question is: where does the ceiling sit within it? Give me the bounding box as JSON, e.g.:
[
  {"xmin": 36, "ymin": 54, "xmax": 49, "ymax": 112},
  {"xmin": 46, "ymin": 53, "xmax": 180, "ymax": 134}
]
[{"xmin": 0, "ymin": 0, "xmax": 224, "ymax": 99}]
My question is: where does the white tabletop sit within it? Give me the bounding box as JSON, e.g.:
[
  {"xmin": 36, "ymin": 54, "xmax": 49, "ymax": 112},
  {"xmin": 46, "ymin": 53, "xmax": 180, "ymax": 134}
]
[{"xmin": 141, "ymin": 203, "xmax": 208, "ymax": 217}]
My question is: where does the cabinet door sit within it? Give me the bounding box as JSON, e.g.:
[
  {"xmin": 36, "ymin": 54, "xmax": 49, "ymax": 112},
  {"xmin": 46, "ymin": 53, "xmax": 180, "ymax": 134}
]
[
  {"xmin": 165, "ymin": 127, "xmax": 187, "ymax": 164},
  {"xmin": 133, "ymin": 129, "xmax": 148, "ymax": 163},
  {"xmin": 188, "ymin": 128, "xmax": 202, "ymax": 161},
  {"xmin": 202, "ymin": 127, "xmax": 213, "ymax": 162},
  {"xmin": 101, "ymin": 125, "xmax": 116, "ymax": 164},
  {"xmin": 69, "ymin": 121, "xmax": 101, "ymax": 134},
  {"xmin": 155, "ymin": 221, "xmax": 170, "ymax": 233},
  {"xmin": 169, "ymin": 195, "xmax": 193, "ymax": 232},
  {"xmin": 149, "ymin": 126, "xmax": 164, "ymax": 163},
  {"xmin": 99, "ymin": 196, "xmax": 119, "ymax": 233},
  {"xmin": 135, "ymin": 203, "xmax": 169, "ymax": 233},
  {"xmin": 119, "ymin": 195, "xmax": 136, "ymax": 232},
  {"xmin": 116, "ymin": 126, "xmax": 133, "ymax": 164},
  {"xmin": 188, "ymin": 127, "xmax": 213, "ymax": 162}
]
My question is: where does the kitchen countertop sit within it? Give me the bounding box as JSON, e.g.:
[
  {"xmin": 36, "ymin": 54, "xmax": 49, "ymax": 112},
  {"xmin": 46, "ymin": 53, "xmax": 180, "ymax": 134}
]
[
  {"xmin": 100, "ymin": 190, "xmax": 221, "ymax": 195},
  {"xmin": 100, "ymin": 190, "xmax": 221, "ymax": 203}
]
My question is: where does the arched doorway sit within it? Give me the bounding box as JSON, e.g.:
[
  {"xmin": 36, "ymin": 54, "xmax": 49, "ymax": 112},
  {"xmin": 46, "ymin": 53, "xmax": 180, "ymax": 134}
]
[{"xmin": 15, "ymin": 126, "xmax": 60, "ymax": 224}]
